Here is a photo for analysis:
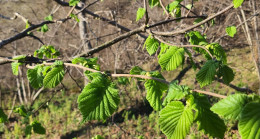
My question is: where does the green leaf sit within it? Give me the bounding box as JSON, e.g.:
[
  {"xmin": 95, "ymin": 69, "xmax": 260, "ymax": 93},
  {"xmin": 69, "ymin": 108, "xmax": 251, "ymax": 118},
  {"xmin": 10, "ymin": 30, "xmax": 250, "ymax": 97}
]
[
  {"xmin": 206, "ymin": 43, "xmax": 227, "ymax": 64},
  {"xmin": 27, "ymin": 65, "xmax": 44, "ymax": 89},
  {"xmin": 218, "ymin": 65, "xmax": 235, "ymax": 84},
  {"xmin": 159, "ymin": 101, "xmax": 193, "ymax": 139},
  {"xmin": 166, "ymin": 1, "xmax": 180, "ymax": 13},
  {"xmin": 233, "ymin": 0, "xmax": 244, "ymax": 8},
  {"xmin": 78, "ymin": 72, "xmax": 120, "ymax": 121},
  {"xmin": 44, "ymin": 15, "xmax": 53, "ymax": 21},
  {"xmin": 188, "ymin": 31, "xmax": 208, "ymax": 46},
  {"xmin": 11, "ymin": 62, "xmax": 22, "ymax": 76},
  {"xmin": 13, "ymin": 105, "xmax": 27, "ymax": 117},
  {"xmin": 31, "ymin": 120, "xmax": 46, "ymax": 134},
  {"xmin": 158, "ymin": 46, "xmax": 185, "ymax": 71},
  {"xmin": 43, "ymin": 67, "xmax": 65, "ymax": 88},
  {"xmin": 193, "ymin": 94, "xmax": 226, "ymax": 138},
  {"xmin": 12, "ymin": 55, "xmax": 26, "ymax": 61},
  {"xmin": 0, "ymin": 108, "xmax": 8, "ymax": 123},
  {"xmin": 226, "ymin": 26, "xmax": 237, "ymax": 37},
  {"xmin": 69, "ymin": 0, "xmax": 80, "ymax": 6},
  {"xmin": 144, "ymin": 35, "xmax": 159, "ymax": 56},
  {"xmin": 40, "ymin": 24, "xmax": 48, "ymax": 33},
  {"xmin": 163, "ymin": 81, "xmax": 189, "ymax": 105},
  {"xmin": 185, "ymin": 4, "xmax": 192, "ymax": 10},
  {"xmin": 158, "ymin": 43, "xmax": 170, "ymax": 58},
  {"xmin": 92, "ymin": 135, "xmax": 105, "ymax": 139},
  {"xmin": 211, "ymin": 94, "xmax": 248, "ymax": 120},
  {"xmin": 70, "ymin": 13, "xmax": 80, "ymax": 22},
  {"xmin": 196, "ymin": 60, "xmax": 218, "ymax": 87},
  {"xmin": 193, "ymin": 18, "xmax": 203, "ymax": 24},
  {"xmin": 130, "ymin": 66, "xmax": 145, "ymax": 75},
  {"xmin": 25, "ymin": 125, "xmax": 32, "ymax": 136},
  {"xmin": 148, "ymin": 0, "xmax": 159, "ymax": 8},
  {"xmin": 145, "ymin": 72, "xmax": 168, "ymax": 111},
  {"xmin": 238, "ymin": 102, "xmax": 260, "ymax": 139},
  {"xmin": 25, "ymin": 20, "xmax": 30, "ymax": 29},
  {"xmin": 136, "ymin": 8, "xmax": 146, "ymax": 21},
  {"xmin": 42, "ymin": 66, "xmax": 51, "ymax": 76}
]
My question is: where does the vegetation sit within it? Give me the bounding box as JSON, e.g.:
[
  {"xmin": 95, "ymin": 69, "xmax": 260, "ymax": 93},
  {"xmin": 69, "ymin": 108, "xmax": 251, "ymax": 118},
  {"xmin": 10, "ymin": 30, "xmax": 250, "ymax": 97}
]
[{"xmin": 0, "ymin": 0, "xmax": 259, "ymax": 138}]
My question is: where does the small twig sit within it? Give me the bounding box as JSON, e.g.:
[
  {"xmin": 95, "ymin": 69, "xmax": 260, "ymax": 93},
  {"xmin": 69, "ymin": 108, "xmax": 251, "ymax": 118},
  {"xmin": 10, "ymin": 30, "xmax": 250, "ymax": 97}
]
[
  {"xmin": 66, "ymin": 67, "xmax": 82, "ymax": 91},
  {"xmin": 193, "ymin": 89, "xmax": 226, "ymax": 98},
  {"xmin": 153, "ymin": 35, "xmax": 214, "ymax": 58},
  {"xmin": 159, "ymin": 0, "xmax": 170, "ymax": 19},
  {"xmin": 8, "ymin": 94, "xmax": 17, "ymax": 119}
]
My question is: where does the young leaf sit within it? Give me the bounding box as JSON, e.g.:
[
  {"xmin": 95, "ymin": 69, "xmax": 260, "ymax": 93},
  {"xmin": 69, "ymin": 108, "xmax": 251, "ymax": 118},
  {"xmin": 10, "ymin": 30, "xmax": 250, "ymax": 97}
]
[
  {"xmin": 44, "ymin": 15, "xmax": 53, "ymax": 21},
  {"xmin": 218, "ymin": 65, "xmax": 235, "ymax": 84},
  {"xmin": 233, "ymin": 0, "xmax": 244, "ymax": 8},
  {"xmin": 144, "ymin": 35, "xmax": 159, "ymax": 56},
  {"xmin": 69, "ymin": 0, "xmax": 80, "ymax": 6},
  {"xmin": 78, "ymin": 72, "xmax": 120, "ymax": 121},
  {"xmin": 193, "ymin": 94, "xmax": 226, "ymax": 138},
  {"xmin": 159, "ymin": 101, "xmax": 193, "ymax": 139},
  {"xmin": 196, "ymin": 60, "xmax": 218, "ymax": 87},
  {"xmin": 43, "ymin": 67, "xmax": 65, "ymax": 88},
  {"xmin": 12, "ymin": 55, "xmax": 26, "ymax": 61},
  {"xmin": 130, "ymin": 66, "xmax": 145, "ymax": 75},
  {"xmin": 211, "ymin": 94, "xmax": 248, "ymax": 120},
  {"xmin": 163, "ymin": 81, "xmax": 189, "ymax": 105},
  {"xmin": 13, "ymin": 105, "xmax": 27, "ymax": 117},
  {"xmin": 144, "ymin": 72, "xmax": 168, "ymax": 111},
  {"xmin": 136, "ymin": 8, "xmax": 146, "ymax": 21},
  {"xmin": 0, "ymin": 108, "xmax": 8, "ymax": 123},
  {"xmin": 158, "ymin": 46, "xmax": 185, "ymax": 71},
  {"xmin": 238, "ymin": 102, "xmax": 260, "ymax": 139},
  {"xmin": 166, "ymin": 1, "xmax": 180, "ymax": 13},
  {"xmin": 27, "ymin": 65, "xmax": 44, "ymax": 89},
  {"xmin": 226, "ymin": 26, "xmax": 237, "ymax": 37},
  {"xmin": 206, "ymin": 43, "xmax": 227, "ymax": 64},
  {"xmin": 11, "ymin": 62, "xmax": 22, "ymax": 76},
  {"xmin": 188, "ymin": 31, "xmax": 208, "ymax": 46},
  {"xmin": 70, "ymin": 13, "xmax": 80, "ymax": 22},
  {"xmin": 31, "ymin": 120, "xmax": 46, "ymax": 134},
  {"xmin": 40, "ymin": 24, "xmax": 48, "ymax": 33},
  {"xmin": 148, "ymin": 0, "xmax": 159, "ymax": 8}
]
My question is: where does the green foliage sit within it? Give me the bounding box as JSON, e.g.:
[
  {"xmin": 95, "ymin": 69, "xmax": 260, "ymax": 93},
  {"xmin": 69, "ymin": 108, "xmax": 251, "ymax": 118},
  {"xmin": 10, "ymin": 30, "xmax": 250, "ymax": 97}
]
[
  {"xmin": 217, "ymin": 65, "xmax": 235, "ymax": 84},
  {"xmin": 117, "ymin": 77, "xmax": 129, "ymax": 85},
  {"xmin": 31, "ymin": 120, "xmax": 46, "ymax": 134},
  {"xmin": 130, "ymin": 66, "xmax": 146, "ymax": 75},
  {"xmin": 159, "ymin": 101, "xmax": 193, "ymax": 139},
  {"xmin": 196, "ymin": 60, "xmax": 218, "ymax": 87},
  {"xmin": 43, "ymin": 66, "xmax": 65, "ymax": 88},
  {"xmin": 211, "ymin": 94, "xmax": 248, "ymax": 120},
  {"xmin": 148, "ymin": 0, "xmax": 159, "ymax": 8},
  {"xmin": 165, "ymin": 0, "xmax": 182, "ymax": 18},
  {"xmin": 69, "ymin": 0, "xmax": 80, "ymax": 6},
  {"xmin": 144, "ymin": 71, "xmax": 168, "ymax": 111},
  {"xmin": 44, "ymin": 15, "xmax": 53, "ymax": 21},
  {"xmin": 40, "ymin": 24, "xmax": 48, "ymax": 32},
  {"xmin": 136, "ymin": 8, "xmax": 146, "ymax": 21},
  {"xmin": 0, "ymin": 108, "xmax": 8, "ymax": 123},
  {"xmin": 77, "ymin": 72, "xmax": 120, "ymax": 121},
  {"xmin": 72, "ymin": 57, "xmax": 100, "ymax": 74},
  {"xmin": 163, "ymin": 81, "xmax": 189, "ymax": 105},
  {"xmin": 11, "ymin": 62, "xmax": 22, "ymax": 76},
  {"xmin": 34, "ymin": 45, "xmax": 60, "ymax": 59},
  {"xmin": 193, "ymin": 94, "xmax": 226, "ymax": 138},
  {"xmin": 193, "ymin": 18, "xmax": 203, "ymax": 24},
  {"xmin": 187, "ymin": 31, "xmax": 208, "ymax": 46},
  {"xmin": 158, "ymin": 46, "xmax": 185, "ymax": 71},
  {"xmin": 233, "ymin": 0, "xmax": 244, "ymax": 8},
  {"xmin": 27, "ymin": 65, "xmax": 44, "ymax": 89},
  {"xmin": 70, "ymin": 13, "xmax": 80, "ymax": 22},
  {"xmin": 13, "ymin": 106, "xmax": 28, "ymax": 117},
  {"xmin": 144, "ymin": 35, "xmax": 159, "ymax": 56},
  {"xmin": 226, "ymin": 26, "xmax": 237, "ymax": 37},
  {"xmin": 92, "ymin": 135, "xmax": 105, "ymax": 139},
  {"xmin": 25, "ymin": 125, "xmax": 32, "ymax": 136},
  {"xmin": 206, "ymin": 43, "xmax": 227, "ymax": 64},
  {"xmin": 238, "ymin": 102, "xmax": 260, "ymax": 139},
  {"xmin": 12, "ymin": 55, "xmax": 26, "ymax": 61}
]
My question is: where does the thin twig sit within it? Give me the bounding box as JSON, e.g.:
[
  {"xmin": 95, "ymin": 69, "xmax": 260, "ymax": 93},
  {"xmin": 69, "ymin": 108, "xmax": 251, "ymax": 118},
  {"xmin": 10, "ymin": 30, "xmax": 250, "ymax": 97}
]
[{"xmin": 159, "ymin": 0, "xmax": 170, "ymax": 19}]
